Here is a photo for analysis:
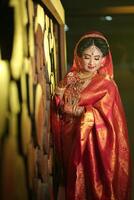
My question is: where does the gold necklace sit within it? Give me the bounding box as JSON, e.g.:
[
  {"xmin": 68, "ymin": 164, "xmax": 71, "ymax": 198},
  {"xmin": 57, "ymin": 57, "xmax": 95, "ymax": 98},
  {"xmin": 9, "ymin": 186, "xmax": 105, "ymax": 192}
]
[{"xmin": 78, "ymin": 71, "xmax": 96, "ymax": 80}]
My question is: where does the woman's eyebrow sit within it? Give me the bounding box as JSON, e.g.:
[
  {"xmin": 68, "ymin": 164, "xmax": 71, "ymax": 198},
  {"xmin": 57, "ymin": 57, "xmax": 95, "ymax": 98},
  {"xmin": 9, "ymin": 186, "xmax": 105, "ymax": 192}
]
[{"xmin": 83, "ymin": 53, "xmax": 91, "ymax": 56}]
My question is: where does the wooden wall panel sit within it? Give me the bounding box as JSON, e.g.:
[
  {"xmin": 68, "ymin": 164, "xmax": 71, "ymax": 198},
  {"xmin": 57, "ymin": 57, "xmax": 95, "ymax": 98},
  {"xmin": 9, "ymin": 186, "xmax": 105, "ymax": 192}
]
[
  {"xmin": 0, "ymin": 61, "xmax": 10, "ymax": 137},
  {"xmin": 0, "ymin": 0, "xmax": 66, "ymax": 199}
]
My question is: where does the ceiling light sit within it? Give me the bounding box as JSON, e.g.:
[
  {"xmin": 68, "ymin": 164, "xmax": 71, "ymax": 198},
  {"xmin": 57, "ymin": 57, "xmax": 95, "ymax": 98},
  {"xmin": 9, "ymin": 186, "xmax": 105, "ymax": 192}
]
[
  {"xmin": 105, "ymin": 16, "xmax": 113, "ymax": 21},
  {"xmin": 64, "ymin": 24, "xmax": 69, "ymax": 32}
]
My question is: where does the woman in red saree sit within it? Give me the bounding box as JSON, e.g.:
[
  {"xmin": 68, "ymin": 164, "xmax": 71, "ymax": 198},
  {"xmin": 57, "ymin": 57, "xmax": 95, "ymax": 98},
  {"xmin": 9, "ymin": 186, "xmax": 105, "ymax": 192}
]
[{"xmin": 51, "ymin": 31, "xmax": 131, "ymax": 200}]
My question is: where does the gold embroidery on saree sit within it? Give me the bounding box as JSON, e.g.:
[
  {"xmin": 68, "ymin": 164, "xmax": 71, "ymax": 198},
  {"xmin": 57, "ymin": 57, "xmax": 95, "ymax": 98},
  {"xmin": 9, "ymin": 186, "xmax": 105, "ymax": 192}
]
[
  {"xmin": 75, "ymin": 162, "xmax": 86, "ymax": 200},
  {"xmin": 81, "ymin": 111, "xmax": 94, "ymax": 140}
]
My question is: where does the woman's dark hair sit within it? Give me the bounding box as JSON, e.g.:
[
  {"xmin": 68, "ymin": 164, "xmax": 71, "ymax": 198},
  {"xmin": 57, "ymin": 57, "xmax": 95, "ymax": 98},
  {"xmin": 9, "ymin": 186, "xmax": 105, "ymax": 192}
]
[{"xmin": 77, "ymin": 37, "xmax": 109, "ymax": 57}]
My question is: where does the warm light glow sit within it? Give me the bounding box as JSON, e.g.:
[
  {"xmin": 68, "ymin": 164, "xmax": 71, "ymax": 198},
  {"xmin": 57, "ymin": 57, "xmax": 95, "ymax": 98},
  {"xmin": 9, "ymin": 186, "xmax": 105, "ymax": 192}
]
[
  {"xmin": 77, "ymin": 5, "xmax": 134, "ymax": 15},
  {"xmin": 0, "ymin": 63, "xmax": 2, "ymax": 73},
  {"xmin": 0, "ymin": 60, "xmax": 10, "ymax": 136},
  {"xmin": 0, "ymin": 61, "xmax": 9, "ymax": 74},
  {"xmin": 101, "ymin": 6, "xmax": 134, "ymax": 14},
  {"xmin": 42, "ymin": 0, "xmax": 65, "ymax": 24},
  {"xmin": 35, "ymin": 5, "xmax": 45, "ymax": 31}
]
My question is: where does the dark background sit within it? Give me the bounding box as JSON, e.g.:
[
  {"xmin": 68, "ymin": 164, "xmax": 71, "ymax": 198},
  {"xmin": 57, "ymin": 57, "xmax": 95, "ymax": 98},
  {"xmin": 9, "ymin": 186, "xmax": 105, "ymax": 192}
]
[{"xmin": 60, "ymin": 0, "xmax": 134, "ymax": 198}]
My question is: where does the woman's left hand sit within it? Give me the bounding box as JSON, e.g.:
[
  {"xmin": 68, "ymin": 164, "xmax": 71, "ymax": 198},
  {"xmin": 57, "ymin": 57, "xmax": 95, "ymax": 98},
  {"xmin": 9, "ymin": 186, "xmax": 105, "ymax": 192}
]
[
  {"xmin": 73, "ymin": 105, "xmax": 85, "ymax": 116},
  {"xmin": 63, "ymin": 103, "xmax": 84, "ymax": 116}
]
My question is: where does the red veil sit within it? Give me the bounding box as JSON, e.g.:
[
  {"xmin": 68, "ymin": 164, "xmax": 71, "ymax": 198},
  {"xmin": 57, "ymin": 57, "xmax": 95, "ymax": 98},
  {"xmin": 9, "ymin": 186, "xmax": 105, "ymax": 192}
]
[{"xmin": 51, "ymin": 31, "xmax": 131, "ymax": 200}]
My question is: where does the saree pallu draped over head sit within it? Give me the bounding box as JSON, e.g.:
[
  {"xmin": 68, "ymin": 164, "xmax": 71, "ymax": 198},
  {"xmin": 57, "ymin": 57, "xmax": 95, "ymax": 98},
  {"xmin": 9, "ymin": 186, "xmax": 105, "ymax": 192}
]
[{"xmin": 51, "ymin": 31, "xmax": 131, "ymax": 200}]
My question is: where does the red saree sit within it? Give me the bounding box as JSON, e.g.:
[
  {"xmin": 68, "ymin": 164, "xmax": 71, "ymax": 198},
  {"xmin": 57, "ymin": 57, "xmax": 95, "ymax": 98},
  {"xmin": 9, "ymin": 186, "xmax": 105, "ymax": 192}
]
[{"xmin": 51, "ymin": 32, "xmax": 131, "ymax": 200}]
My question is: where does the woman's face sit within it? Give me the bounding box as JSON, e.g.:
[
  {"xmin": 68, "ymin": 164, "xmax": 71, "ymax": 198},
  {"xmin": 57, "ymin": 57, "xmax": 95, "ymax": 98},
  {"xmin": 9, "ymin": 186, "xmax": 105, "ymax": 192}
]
[{"xmin": 80, "ymin": 45, "xmax": 105, "ymax": 73}]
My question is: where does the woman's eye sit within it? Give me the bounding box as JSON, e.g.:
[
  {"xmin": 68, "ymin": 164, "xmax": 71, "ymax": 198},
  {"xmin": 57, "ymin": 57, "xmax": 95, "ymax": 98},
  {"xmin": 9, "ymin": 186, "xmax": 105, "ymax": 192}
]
[
  {"xmin": 94, "ymin": 57, "xmax": 100, "ymax": 60},
  {"xmin": 83, "ymin": 56, "xmax": 90, "ymax": 59}
]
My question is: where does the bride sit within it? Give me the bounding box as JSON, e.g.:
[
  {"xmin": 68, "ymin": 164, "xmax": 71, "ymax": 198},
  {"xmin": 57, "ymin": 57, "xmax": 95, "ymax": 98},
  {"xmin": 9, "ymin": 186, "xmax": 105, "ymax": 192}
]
[{"xmin": 51, "ymin": 31, "xmax": 131, "ymax": 200}]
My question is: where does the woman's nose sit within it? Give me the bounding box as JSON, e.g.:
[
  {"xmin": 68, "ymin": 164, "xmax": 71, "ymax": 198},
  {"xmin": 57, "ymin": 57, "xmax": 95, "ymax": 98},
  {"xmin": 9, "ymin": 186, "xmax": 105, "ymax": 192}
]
[{"xmin": 88, "ymin": 58, "xmax": 94, "ymax": 65}]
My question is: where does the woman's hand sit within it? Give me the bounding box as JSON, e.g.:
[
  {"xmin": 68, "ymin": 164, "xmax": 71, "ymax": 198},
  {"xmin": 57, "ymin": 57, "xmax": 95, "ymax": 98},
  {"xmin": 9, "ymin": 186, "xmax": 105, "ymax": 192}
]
[
  {"xmin": 63, "ymin": 103, "xmax": 84, "ymax": 116},
  {"xmin": 73, "ymin": 105, "xmax": 85, "ymax": 116},
  {"xmin": 55, "ymin": 86, "xmax": 66, "ymax": 99}
]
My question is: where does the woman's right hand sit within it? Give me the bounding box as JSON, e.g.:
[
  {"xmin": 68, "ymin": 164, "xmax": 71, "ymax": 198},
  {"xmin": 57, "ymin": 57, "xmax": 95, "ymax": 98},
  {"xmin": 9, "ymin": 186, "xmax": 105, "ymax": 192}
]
[{"xmin": 55, "ymin": 86, "xmax": 66, "ymax": 99}]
